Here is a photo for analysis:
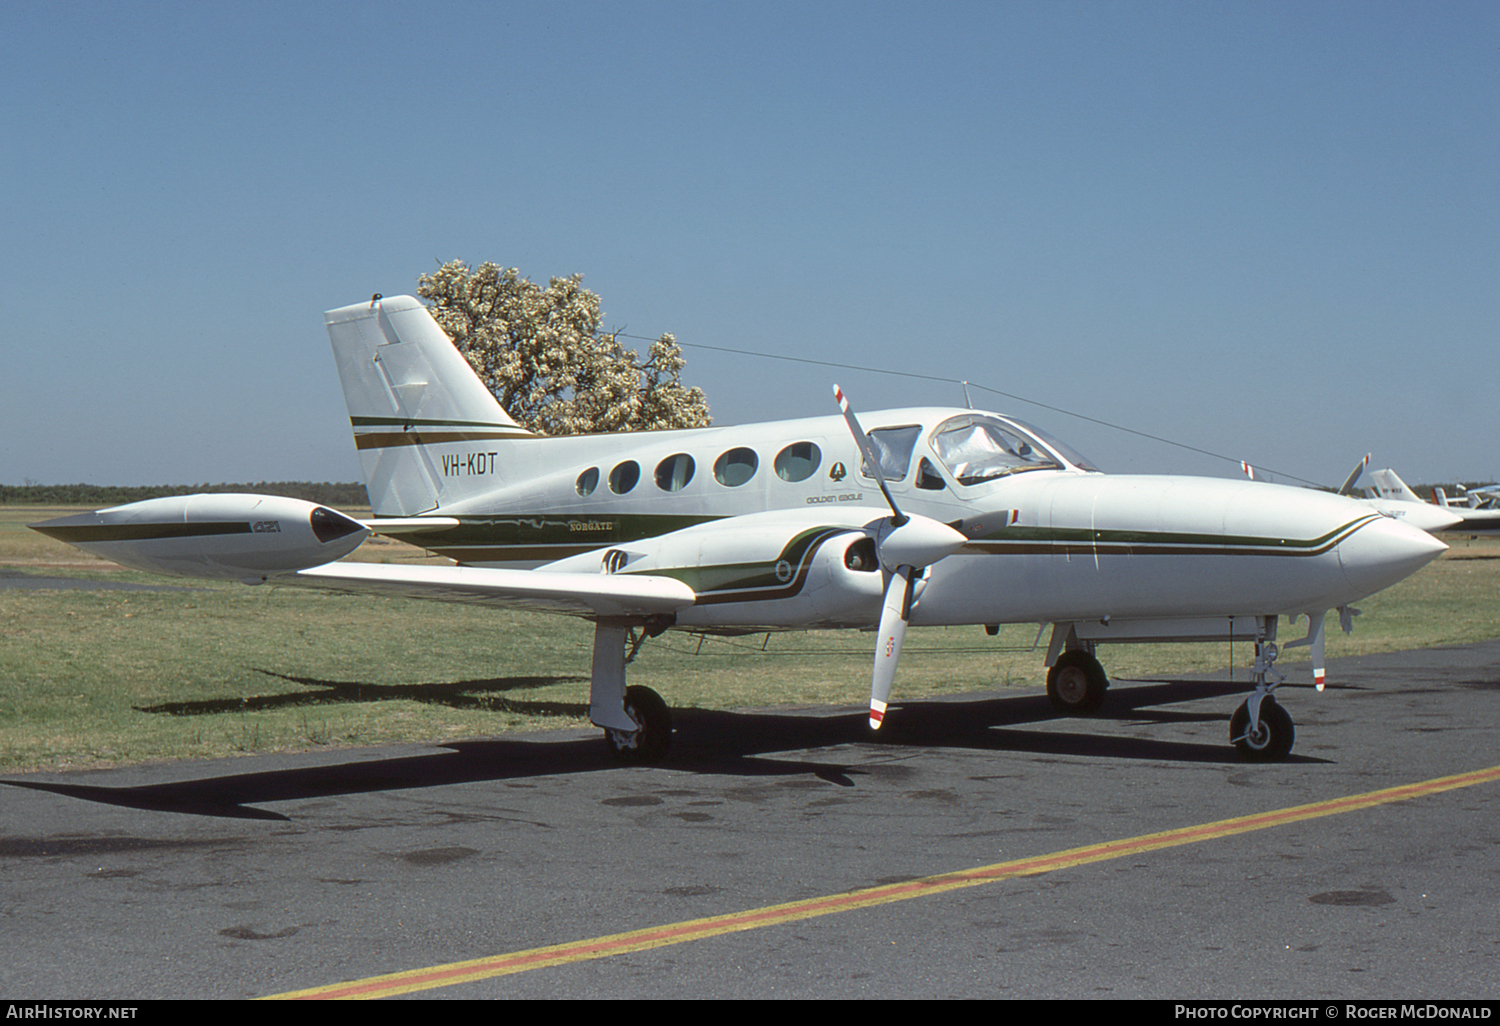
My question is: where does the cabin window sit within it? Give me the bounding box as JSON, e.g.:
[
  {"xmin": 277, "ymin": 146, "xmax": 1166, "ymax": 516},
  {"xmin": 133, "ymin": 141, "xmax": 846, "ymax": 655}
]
[
  {"xmin": 774, "ymin": 442, "xmax": 821, "ymax": 482},
  {"xmin": 655, "ymin": 453, "xmax": 695, "ymax": 492},
  {"xmin": 859, "ymin": 425, "xmax": 921, "ymax": 481},
  {"xmin": 713, "ymin": 447, "xmax": 758, "ymax": 486},
  {"xmin": 576, "ymin": 467, "xmax": 599, "ymax": 496},
  {"xmin": 609, "ymin": 460, "xmax": 640, "ymax": 494}
]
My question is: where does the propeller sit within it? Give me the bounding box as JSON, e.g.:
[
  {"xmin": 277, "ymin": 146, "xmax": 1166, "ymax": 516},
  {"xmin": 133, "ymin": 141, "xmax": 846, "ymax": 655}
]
[
  {"xmin": 1337, "ymin": 454, "xmax": 1372, "ymax": 497},
  {"xmin": 834, "ymin": 385, "xmax": 967, "ymax": 728}
]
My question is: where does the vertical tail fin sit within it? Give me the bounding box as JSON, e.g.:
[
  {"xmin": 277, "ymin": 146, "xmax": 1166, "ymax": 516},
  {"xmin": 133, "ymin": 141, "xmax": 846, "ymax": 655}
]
[
  {"xmin": 1366, "ymin": 469, "xmax": 1422, "ymax": 504},
  {"xmin": 324, "ymin": 295, "xmax": 532, "ymax": 516}
]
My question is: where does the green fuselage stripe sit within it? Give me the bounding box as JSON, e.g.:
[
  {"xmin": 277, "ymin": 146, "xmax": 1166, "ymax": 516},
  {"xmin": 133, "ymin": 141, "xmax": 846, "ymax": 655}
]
[
  {"xmin": 393, "ymin": 512, "xmax": 1381, "ymax": 606},
  {"xmin": 30, "ymin": 522, "xmax": 252, "ymax": 543},
  {"xmin": 964, "ymin": 514, "xmax": 1380, "ymax": 558},
  {"xmin": 399, "ymin": 513, "xmax": 722, "ymax": 558},
  {"xmin": 350, "ymin": 416, "xmax": 533, "ymax": 450},
  {"xmin": 413, "ymin": 513, "xmax": 1378, "ymax": 564}
]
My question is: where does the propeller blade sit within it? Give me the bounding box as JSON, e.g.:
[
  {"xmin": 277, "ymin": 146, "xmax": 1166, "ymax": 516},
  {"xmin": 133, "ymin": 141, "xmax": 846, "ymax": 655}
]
[
  {"xmin": 1337, "ymin": 454, "xmax": 1371, "ymax": 496},
  {"xmin": 870, "ymin": 565, "xmax": 916, "ymax": 729},
  {"xmin": 1308, "ymin": 610, "xmax": 1327, "ymax": 691},
  {"xmin": 1283, "ymin": 610, "xmax": 1329, "ymax": 691},
  {"xmin": 832, "ymin": 384, "xmax": 967, "ymax": 730},
  {"xmin": 834, "ymin": 383, "xmax": 906, "ymax": 526}
]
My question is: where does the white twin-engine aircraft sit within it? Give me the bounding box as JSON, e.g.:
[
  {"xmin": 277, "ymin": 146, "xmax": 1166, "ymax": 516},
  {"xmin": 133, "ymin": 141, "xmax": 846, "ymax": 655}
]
[{"xmin": 33, "ymin": 295, "xmax": 1448, "ymax": 763}]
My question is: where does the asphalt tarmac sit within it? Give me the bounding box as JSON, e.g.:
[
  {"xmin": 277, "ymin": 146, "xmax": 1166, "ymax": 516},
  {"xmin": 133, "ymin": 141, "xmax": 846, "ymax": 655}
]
[{"xmin": 2, "ymin": 641, "xmax": 1498, "ymax": 1000}]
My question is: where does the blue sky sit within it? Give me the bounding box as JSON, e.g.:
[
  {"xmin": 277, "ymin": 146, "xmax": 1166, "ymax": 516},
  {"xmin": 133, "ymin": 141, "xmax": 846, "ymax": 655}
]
[{"xmin": 3, "ymin": 0, "xmax": 1495, "ymax": 490}]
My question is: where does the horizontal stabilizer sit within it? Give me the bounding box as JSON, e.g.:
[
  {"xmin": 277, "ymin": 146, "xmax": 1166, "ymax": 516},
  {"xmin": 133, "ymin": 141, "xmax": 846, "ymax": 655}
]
[{"xmin": 359, "ymin": 517, "xmax": 461, "ymax": 535}]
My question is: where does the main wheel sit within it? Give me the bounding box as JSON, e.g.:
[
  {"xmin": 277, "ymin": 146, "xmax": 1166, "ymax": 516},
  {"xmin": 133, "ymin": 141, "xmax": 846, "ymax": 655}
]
[
  {"xmin": 603, "ymin": 685, "xmax": 672, "ymax": 764},
  {"xmin": 1046, "ymin": 650, "xmax": 1108, "ymax": 714},
  {"xmin": 1229, "ymin": 698, "xmax": 1295, "ymax": 761}
]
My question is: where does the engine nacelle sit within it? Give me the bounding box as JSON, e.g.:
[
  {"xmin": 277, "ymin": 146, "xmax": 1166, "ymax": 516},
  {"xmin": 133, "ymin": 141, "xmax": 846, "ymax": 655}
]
[
  {"xmin": 541, "ymin": 507, "xmax": 894, "ymax": 629},
  {"xmin": 30, "ymin": 494, "xmax": 369, "ymax": 580}
]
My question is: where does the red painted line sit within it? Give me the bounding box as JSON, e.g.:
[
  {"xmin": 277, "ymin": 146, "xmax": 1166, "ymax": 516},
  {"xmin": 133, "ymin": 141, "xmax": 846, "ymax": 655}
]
[{"xmin": 266, "ymin": 763, "xmax": 1500, "ymax": 1000}]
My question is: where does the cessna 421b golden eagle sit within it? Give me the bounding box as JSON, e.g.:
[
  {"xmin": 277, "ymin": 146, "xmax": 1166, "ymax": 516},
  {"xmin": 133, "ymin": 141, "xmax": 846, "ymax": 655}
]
[{"xmin": 33, "ymin": 295, "xmax": 1447, "ymax": 763}]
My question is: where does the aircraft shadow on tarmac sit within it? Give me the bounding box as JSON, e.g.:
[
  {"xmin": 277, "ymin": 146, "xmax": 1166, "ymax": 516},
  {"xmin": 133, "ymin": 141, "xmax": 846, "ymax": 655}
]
[
  {"xmin": 1, "ymin": 678, "xmax": 1330, "ymax": 821},
  {"xmin": 133, "ymin": 669, "xmax": 592, "ymax": 718}
]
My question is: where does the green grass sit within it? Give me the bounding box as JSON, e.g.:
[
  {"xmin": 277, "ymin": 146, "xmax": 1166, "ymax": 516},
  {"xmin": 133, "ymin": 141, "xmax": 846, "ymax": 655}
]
[{"xmin": 4, "ymin": 505, "xmax": 1498, "ymax": 771}]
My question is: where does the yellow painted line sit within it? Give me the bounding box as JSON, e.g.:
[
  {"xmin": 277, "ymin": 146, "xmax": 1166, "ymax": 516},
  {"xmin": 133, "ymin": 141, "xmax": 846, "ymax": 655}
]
[{"xmin": 266, "ymin": 763, "xmax": 1500, "ymax": 1000}]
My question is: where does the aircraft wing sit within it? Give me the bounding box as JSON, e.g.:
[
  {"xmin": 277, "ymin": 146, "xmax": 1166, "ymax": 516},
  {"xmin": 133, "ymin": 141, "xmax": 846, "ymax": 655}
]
[{"xmin": 285, "ymin": 561, "xmax": 697, "ymax": 619}]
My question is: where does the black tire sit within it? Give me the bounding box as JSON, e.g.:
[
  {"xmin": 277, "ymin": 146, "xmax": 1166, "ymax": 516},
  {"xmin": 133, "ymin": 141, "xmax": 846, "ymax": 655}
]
[
  {"xmin": 1229, "ymin": 698, "xmax": 1295, "ymax": 761},
  {"xmin": 1046, "ymin": 650, "xmax": 1108, "ymax": 714},
  {"xmin": 604, "ymin": 685, "xmax": 672, "ymax": 764}
]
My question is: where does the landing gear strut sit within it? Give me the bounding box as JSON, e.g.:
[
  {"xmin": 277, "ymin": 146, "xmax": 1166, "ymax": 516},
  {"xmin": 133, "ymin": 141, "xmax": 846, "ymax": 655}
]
[
  {"xmin": 1229, "ymin": 621, "xmax": 1296, "ymax": 761},
  {"xmin": 590, "ymin": 620, "xmax": 673, "ymax": 764}
]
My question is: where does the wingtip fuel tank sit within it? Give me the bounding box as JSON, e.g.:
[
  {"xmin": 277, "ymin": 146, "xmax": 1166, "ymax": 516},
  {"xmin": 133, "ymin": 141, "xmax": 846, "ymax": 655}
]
[{"xmin": 30, "ymin": 494, "xmax": 368, "ymax": 580}]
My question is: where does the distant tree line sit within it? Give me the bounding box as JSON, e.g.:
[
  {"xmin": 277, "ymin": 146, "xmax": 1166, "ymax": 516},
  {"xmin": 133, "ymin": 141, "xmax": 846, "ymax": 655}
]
[{"xmin": 0, "ymin": 482, "xmax": 370, "ymax": 507}]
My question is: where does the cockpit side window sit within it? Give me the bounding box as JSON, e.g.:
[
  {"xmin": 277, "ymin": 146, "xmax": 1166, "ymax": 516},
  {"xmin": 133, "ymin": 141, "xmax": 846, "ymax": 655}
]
[
  {"xmin": 1010, "ymin": 418, "xmax": 1101, "ymax": 473},
  {"xmin": 916, "ymin": 457, "xmax": 945, "ymax": 490},
  {"xmin": 859, "ymin": 425, "xmax": 921, "ymax": 481},
  {"xmin": 931, "ymin": 416, "xmax": 1061, "ymax": 485}
]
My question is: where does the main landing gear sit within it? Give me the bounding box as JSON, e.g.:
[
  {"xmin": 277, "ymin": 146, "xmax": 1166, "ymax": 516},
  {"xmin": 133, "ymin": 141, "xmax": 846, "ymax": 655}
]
[
  {"xmin": 604, "ymin": 684, "xmax": 673, "ymax": 764},
  {"xmin": 1046, "ymin": 649, "xmax": 1109, "ymax": 714},
  {"xmin": 590, "ymin": 621, "xmax": 674, "ymax": 764}
]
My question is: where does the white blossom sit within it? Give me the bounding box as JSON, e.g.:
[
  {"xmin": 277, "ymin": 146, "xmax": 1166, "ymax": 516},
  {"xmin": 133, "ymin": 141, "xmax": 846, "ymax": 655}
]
[{"xmin": 417, "ymin": 261, "xmax": 711, "ymax": 435}]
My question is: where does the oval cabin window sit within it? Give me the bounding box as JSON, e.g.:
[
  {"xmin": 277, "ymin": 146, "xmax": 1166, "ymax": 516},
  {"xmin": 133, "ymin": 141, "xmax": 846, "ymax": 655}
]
[
  {"xmin": 774, "ymin": 442, "xmax": 821, "ymax": 482},
  {"xmin": 609, "ymin": 461, "xmax": 640, "ymax": 494},
  {"xmin": 655, "ymin": 453, "xmax": 695, "ymax": 491},
  {"xmin": 713, "ymin": 448, "xmax": 759, "ymax": 487}
]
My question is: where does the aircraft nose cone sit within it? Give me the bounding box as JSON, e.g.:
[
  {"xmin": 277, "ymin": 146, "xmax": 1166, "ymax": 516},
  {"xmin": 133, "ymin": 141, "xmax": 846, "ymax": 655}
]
[{"xmin": 1339, "ymin": 514, "xmax": 1447, "ymax": 598}]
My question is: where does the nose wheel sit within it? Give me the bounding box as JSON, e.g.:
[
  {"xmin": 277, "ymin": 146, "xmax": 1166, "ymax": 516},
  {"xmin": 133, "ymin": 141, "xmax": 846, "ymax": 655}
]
[
  {"xmin": 1229, "ymin": 629, "xmax": 1297, "ymax": 761},
  {"xmin": 1229, "ymin": 697, "xmax": 1295, "ymax": 761}
]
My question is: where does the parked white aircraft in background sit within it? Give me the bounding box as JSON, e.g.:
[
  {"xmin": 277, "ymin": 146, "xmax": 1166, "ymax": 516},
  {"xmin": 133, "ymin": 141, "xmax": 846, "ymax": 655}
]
[
  {"xmin": 32, "ymin": 296, "xmax": 1448, "ymax": 763},
  {"xmin": 1454, "ymin": 484, "xmax": 1500, "ymax": 507},
  {"xmin": 1433, "ymin": 482, "xmax": 1500, "ymax": 532},
  {"xmin": 1336, "ymin": 457, "xmax": 1465, "ymax": 534}
]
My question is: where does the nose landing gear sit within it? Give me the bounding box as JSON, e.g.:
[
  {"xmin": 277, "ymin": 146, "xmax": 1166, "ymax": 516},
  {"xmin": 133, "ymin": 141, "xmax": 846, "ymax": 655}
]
[{"xmin": 1229, "ymin": 625, "xmax": 1296, "ymax": 761}]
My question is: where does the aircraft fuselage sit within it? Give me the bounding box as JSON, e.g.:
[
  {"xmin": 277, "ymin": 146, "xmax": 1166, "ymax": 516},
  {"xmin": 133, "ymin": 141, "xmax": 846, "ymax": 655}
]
[{"xmin": 371, "ymin": 406, "xmax": 1442, "ymax": 633}]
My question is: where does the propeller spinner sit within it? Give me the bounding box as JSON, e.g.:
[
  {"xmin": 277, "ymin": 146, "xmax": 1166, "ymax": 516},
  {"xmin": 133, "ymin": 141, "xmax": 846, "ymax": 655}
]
[{"xmin": 833, "ymin": 385, "xmax": 966, "ymax": 728}]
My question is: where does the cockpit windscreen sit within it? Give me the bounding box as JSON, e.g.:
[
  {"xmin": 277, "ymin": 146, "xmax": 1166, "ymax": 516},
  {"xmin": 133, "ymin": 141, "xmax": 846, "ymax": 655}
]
[{"xmin": 931, "ymin": 415, "xmax": 1097, "ymax": 484}]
